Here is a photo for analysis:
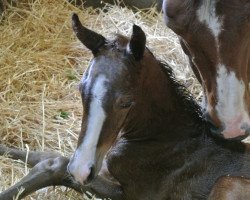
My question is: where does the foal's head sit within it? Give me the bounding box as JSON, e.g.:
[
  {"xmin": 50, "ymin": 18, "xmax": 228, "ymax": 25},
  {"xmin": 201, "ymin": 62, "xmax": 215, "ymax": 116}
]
[{"xmin": 67, "ymin": 14, "xmax": 153, "ymax": 184}]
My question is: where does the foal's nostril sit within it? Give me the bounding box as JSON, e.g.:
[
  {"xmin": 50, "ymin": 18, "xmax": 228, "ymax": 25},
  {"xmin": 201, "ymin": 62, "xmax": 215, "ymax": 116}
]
[
  {"xmin": 67, "ymin": 164, "xmax": 74, "ymax": 178},
  {"xmin": 87, "ymin": 165, "xmax": 95, "ymax": 183}
]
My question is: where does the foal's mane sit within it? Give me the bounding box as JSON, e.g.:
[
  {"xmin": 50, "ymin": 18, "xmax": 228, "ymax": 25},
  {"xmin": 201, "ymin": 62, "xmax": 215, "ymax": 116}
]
[{"xmin": 157, "ymin": 59, "xmax": 203, "ymax": 122}]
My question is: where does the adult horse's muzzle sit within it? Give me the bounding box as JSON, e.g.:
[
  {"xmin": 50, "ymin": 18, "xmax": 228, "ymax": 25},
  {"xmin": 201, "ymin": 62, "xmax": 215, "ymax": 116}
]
[
  {"xmin": 204, "ymin": 112, "xmax": 250, "ymax": 141},
  {"xmin": 210, "ymin": 127, "xmax": 250, "ymax": 141}
]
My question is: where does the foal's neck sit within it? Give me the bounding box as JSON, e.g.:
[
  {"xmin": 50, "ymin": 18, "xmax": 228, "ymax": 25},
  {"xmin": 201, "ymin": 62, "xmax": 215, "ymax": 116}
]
[{"xmin": 123, "ymin": 54, "xmax": 204, "ymax": 141}]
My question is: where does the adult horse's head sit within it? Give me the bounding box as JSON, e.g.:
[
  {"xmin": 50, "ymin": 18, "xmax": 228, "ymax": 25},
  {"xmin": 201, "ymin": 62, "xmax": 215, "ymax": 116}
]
[
  {"xmin": 163, "ymin": 0, "xmax": 250, "ymax": 140},
  {"xmin": 67, "ymin": 14, "xmax": 146, "ymax": 184}
]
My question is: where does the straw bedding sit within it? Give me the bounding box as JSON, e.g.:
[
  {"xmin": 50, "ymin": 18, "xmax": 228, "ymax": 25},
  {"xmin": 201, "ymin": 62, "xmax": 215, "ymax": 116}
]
[{"xmin": 0, "ymin": 0, "xmax": 201, "ymax": 199}]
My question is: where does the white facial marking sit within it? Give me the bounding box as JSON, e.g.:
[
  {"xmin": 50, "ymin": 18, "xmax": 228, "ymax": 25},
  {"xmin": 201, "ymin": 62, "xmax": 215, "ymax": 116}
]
[
  {"xmin": 216, "ymin": 65, "xmax": 250, "ymax": 131},
  {"xmin": 81, "ymin": 60, "xmax": 96, "ymax": 92},
  {"xmin": 126, "ymin": 43, "xmax": 131, "ymax": 54},
  {"xmin": 69, "ymin": 75, "xmax": 107, "ymax": 183},
  {"xmin": 197, "ymin": 0, "xmax": 222, "ymax": 38},
  {"xmin": 79, "ymin": 75, "xmax": 107, "ymax": 162}
]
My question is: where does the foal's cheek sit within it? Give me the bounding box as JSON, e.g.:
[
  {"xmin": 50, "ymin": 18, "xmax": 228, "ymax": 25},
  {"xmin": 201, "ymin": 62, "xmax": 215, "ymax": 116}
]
[
  {"xmin": 116, "ymin": 105, "xmax": 132, "ymax": 124},
  {"xmin": 108, "ymin": 110, "xmax": 129, "ymax": 138},
  {"xmin": 77, "ymin": 117, "xmax": 88, "ymax": 147}
]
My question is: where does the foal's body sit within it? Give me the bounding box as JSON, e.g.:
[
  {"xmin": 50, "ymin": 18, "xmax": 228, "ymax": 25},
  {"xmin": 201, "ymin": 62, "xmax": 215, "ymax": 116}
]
[
  {"xmin": 108, "ymin": 130, "xmax": 250, "ymax": 199},
  {"xmin": 104, "ymin": 62, "xmax": 250, "ymax": 199}
]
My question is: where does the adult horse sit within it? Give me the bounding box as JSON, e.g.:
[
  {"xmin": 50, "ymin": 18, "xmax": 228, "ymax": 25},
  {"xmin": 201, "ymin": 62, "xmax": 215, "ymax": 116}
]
[
  {"xmin": 1, "ymin": 14, "xmax": 250, "ymax": 200},
  {"xmin": 162, "ymin": 0, "xmax": 250, "ymax": 140}
]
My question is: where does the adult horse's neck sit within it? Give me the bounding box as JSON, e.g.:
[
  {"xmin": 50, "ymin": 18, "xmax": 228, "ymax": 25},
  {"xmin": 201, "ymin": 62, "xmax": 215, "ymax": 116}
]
[{"xmin": 122, "ymin": 50, "xmax": 205, "ymax": 141}]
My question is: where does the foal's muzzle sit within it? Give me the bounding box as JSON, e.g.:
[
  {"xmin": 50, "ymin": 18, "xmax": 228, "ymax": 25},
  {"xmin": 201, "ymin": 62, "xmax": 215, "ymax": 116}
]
[{"xmin": 67, "ymin": 163, "xmax": 96, "ymax": 185}]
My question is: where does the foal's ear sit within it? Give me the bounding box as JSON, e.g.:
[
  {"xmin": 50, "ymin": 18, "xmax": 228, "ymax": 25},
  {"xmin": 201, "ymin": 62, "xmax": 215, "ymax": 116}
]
[
  {"xmin": 128, "ymin": 25, "xmax": 146, "ymax": 61},
  {"xmin": 72, "ymin": 13, "xmax": 106, "ymax": 54}
]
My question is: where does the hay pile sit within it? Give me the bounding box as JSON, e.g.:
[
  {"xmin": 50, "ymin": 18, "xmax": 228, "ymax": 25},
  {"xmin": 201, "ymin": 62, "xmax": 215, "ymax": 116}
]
[{"xmin": 0, "ymin": 0, "xmax": 201, "ymax": 199}]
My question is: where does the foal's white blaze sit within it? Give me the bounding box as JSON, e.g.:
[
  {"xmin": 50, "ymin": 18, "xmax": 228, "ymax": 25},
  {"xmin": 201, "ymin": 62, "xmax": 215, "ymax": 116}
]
[
  {"xmin": 81, "ymin": 60, "xmax": 96, "ymax": 92},
  {"xmin": 196, "ymin": 0, "xmax": 222, "ymax": 39},
  {"xmin": 68, "ymin": 75, "xmax": 107, "ymax": 184},
  {"xmin": 216, "ymin": 65, "xmax": 250, "ymax": 138}
]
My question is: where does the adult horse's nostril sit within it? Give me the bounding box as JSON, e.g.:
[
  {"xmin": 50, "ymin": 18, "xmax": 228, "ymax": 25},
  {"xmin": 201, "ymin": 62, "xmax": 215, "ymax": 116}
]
[
  {"xmin": 229, "ymin": 124, "xmax": 250, "ymax": 141},
  {"xmin": 210, "ymin": 126, "xmax": 224, "ymax": 139},
  {"xmin": 203, "ymin": 112, "xmax": 215, "ymax": 125},
  {"xmin": 204, "ymin": 112, "xmax": 224, "ymax": 139},
  {"xmin": 203, "ymin": 112, "xmax": 221, "ymax": 131},
  {"xmin": 242, "ymin": 128, "xmax": 250, "ymax": 141},
  {"xmin": 245, "ymin": 128, "xmax": 250, "ymax": 136}
]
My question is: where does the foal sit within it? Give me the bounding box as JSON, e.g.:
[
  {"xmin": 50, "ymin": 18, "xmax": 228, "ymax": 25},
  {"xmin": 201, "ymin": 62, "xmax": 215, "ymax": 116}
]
[{"xmin": 68, "ymin": 14, "xmax": 250, "ymax": 199}]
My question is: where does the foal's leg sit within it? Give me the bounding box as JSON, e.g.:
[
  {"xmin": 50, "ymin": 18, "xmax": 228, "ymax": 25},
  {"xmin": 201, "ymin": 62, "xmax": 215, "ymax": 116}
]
[
  {"xmin": 90, "ymin": 176, "xmax": 125, "ymax": 200},
  {"xmin": 0, "ymin": 144, "xmax": 60, "ymax": 167},
  {"xmin": 90, "ymin": 158, "xmax": 124, "ymax": 199},
  {"xmin": 0, "ymin": 145, "xmax": 125, "ymax": 200},
  {"xmin": 0, "ymin": 156, "xmax": 72, "ymax": 200},
  {"xmin": 208, "ymin": 176, "xmax": 250, "ymax": 200}
]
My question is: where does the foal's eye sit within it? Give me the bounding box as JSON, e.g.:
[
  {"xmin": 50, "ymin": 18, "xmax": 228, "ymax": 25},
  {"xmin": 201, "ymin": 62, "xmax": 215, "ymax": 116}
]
[
  {"xmin": 116, "ymin": 96, "xmax": 134, "ymax": 110},
  {"xmin": 120, "ymin": 102, "xmax": 133, "ymax": 109}
]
